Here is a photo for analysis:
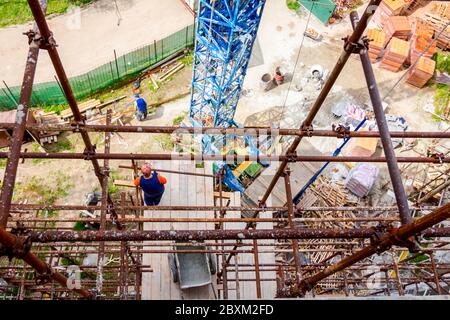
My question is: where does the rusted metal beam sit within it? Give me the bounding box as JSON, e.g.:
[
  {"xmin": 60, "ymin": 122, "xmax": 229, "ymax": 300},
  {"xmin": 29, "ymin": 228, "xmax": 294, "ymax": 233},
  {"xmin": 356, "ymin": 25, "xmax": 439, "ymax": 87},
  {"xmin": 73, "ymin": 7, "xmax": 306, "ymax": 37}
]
[
  {"xmin": 350, "ymin": 11, "xmax": 411, "ymax": 226},
  {"xmin": 0, "ymin": 228, "xmax": 93, "ymax": 298},
  {"xmin": 0, "ymin": 0, "xmax": 48, "ymax": 228},
  {"xmin": 96, "ymin": 110, "xmax": 112, "ymax": 296},
  {"xmin": 6, "ymin": 216, "xmax": 408, "ymax": 224},
  {"xmin": 27, "ymin": 226, "xmax": 450, "ymax": 242},
  {"xmin": 253, "ymin": 239, "xmax": 262, "ymax": 298},
  {"xmin": 0, "ymin": 122, "xmax": 448, "ymax": 139},
  {"xmin": 284, "ymin": 167, "xmax": 302, "ymax": 283},
  {"xmin": 1, "ymin": 152, "xmax": 448, "ymax": 163},
  {"xmin": 295, "ymin": 202, "xmax": 450, "ymax": 296},
  {"xmin": 7, "ymin": 203, "xmax": 439, "ymax": 212}
]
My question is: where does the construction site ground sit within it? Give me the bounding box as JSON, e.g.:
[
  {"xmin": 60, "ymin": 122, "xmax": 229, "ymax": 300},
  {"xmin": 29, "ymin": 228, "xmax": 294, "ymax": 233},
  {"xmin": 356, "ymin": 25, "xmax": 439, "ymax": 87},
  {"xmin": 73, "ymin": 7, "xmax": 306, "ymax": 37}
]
[
  {"xmin": 0, "ymin": 0, "xmax": 449, "ymax": 300},
  {"xmin": 0, "ymin": 0, "xmax": 194, "ymax": 86},
  {"xmin": 4, "ymin": 0, "xmax": 447, "ymax": 214}
]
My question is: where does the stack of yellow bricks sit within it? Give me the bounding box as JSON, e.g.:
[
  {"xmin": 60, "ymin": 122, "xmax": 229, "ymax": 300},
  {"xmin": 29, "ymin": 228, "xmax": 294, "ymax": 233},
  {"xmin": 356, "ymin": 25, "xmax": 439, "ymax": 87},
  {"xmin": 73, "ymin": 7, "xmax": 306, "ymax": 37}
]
[
  {"xmin": 367, "ymin": 29, "xmax": 386, "ymax": 63},
  {"xmin": 380, "ymin": 37, "xmax": 410, "ymax": 72}
]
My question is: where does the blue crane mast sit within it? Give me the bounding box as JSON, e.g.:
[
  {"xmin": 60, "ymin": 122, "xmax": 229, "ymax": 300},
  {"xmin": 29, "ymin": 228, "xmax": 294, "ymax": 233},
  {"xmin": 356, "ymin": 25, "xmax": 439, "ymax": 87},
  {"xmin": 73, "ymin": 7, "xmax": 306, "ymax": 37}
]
[{"xmin": 189, "ymin": 0, "xmax": 266, "ymax": 128}]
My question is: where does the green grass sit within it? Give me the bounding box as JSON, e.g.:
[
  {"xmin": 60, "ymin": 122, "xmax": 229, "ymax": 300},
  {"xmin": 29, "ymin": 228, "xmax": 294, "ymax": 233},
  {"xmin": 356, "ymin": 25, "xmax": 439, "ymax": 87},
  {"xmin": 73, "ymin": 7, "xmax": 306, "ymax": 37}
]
[
  {"xmin": 179, "ymin": 52, "xmax": 194, "ymax": 67},
  {"xmin": 172, "ymin": 112, "xmax": 187, "ymax": 126},
  {"xmin": 435, "ymin": 51, "xmax": 450, "ymax": 74},
  {"xmin": 434, "ymin": 84, "xmax": 450, "ymax": 118},
  {"xmin": 0, "ymin": 0, "xmax": 94, "ymax": 27},
  {"xmin": 154, "ymin": 133, "xmax": 174, "ymax": 151},
  {"xmin": 40, "ymin": 103, "xmax": 68, "ymax": 115},
  {"xmin": 286, "ymin": 0, "xmax": 300, "ymax": 11},
  {"xmin": 108, "ymin": 168, "xmax": 125, "ymax": 194},
  {"xmin": 14, "ymin": 172, "xmax": 73, "ymax": 205}
]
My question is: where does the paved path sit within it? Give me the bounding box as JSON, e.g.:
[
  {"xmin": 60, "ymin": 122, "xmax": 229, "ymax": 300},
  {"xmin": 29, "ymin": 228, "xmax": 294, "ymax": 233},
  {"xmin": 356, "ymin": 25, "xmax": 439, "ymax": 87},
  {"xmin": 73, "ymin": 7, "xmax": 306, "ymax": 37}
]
[{"xmin": 0, "ymin": 0, "xmax": 194, "ymax": 86}]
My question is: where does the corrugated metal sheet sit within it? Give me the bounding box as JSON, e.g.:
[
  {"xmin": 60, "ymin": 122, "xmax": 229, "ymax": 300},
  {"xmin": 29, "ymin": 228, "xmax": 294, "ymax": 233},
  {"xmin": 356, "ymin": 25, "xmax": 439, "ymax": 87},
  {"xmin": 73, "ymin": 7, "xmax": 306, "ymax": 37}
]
[{"xmin": 300, "ymin": 0, "xmax": 336, "ymax": 24}]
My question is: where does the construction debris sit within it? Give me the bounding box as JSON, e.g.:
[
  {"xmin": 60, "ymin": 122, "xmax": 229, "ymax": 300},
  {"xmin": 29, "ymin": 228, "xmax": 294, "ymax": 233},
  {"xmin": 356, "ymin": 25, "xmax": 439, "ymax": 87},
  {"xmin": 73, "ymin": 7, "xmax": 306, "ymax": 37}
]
[{"xmin": 345, "ymin": 163, "xmax": 379, "ymax": 197}]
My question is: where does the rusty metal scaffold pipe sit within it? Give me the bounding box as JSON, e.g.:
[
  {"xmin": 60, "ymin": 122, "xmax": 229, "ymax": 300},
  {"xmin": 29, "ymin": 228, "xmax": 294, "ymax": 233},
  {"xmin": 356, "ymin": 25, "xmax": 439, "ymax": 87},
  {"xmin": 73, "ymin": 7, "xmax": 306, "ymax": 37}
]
[
  {"xmin": 0, "ymin": 0, "xmax": 48, "ymax": 228},
  {"xmin": 295, "ymin": 202, "xmax": 450, "ymax": 296},
  {"xmin": 0, "ymin": 122, "xmax": 449, "ymax": 139},
  {"xmin": 26, "ymin": 0, "xmax": 118, "ymax": 218},
  {"xmin": 258, "ymin": 0, "xmax": 382, "ymax": 207},
  {"xmin": 27, "ymin": 226, "xmax": 450, "ymax": 242},
  {"xmin": 0, "ymin": 227, "xmax": 93, "ymax": 298},
  {"xmin": 350, "ymin": 11, "xmax": 411, "ymax": 226},
  {"xmin": 0, "ymin": 152, "xmax": 448, "ymax": 163},
  {"xmin": 7, "ymin": 204, "xmax": 440, "ymax": 212}
]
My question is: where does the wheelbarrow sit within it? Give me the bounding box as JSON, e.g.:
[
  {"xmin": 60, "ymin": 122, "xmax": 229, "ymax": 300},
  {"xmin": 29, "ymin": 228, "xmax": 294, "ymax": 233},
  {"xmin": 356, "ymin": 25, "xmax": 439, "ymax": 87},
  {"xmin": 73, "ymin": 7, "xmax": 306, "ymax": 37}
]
[{"xmin": 167, "ymin": 243, "xmax": 216, "ymax": 290}]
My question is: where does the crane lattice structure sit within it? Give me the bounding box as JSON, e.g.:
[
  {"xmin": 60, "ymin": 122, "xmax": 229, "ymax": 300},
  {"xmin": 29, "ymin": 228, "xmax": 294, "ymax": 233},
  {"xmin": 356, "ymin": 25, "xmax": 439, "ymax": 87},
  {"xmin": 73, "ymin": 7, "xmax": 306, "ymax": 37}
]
[{"xmin": 189, "ymin": 0, "xmax": 266, "ymax": 128}]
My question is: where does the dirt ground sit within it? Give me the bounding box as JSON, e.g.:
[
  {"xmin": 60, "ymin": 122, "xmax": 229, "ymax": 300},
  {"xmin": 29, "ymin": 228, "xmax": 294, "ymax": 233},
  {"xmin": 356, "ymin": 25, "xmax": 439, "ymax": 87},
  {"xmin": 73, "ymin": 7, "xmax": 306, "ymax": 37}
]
[
  {"xmin": 2, "ymin": 0, "xmax": 448, "ymax": 217},
  {"xmin": 0, "ymin": 0, "xmax": 194, "ymax": 86}
]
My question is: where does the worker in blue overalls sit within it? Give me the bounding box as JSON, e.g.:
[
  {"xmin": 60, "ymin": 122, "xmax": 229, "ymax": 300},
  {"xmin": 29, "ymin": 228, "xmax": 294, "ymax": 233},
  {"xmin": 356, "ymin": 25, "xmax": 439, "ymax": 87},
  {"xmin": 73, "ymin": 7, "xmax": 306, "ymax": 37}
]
[
  {"xmin": 134, "ymin": 163, "xmax": 167, "ymax": 205},
  {"xmin": 134, "ymin": 94, "xmax": 148, "ymax": 121}
]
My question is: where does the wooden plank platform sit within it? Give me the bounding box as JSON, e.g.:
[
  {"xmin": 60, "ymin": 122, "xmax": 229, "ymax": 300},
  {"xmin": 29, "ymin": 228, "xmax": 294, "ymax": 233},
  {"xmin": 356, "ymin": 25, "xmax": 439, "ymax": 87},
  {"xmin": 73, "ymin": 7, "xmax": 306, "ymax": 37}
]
[
  {"xmin": 142, "ymin": 160, "xmax": 216, "ymax": 300},
  {"xmin": 224, "ymin": 192, "xmax": 276, "ymax": 299}
]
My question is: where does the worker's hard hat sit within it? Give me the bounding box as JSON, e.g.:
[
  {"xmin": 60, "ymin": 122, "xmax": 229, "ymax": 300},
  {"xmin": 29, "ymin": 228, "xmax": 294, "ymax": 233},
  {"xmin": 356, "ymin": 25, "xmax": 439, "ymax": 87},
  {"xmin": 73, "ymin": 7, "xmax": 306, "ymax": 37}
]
[{"xmin": 141, "ymin": 163, "xmax": 151, "ymax": 174}]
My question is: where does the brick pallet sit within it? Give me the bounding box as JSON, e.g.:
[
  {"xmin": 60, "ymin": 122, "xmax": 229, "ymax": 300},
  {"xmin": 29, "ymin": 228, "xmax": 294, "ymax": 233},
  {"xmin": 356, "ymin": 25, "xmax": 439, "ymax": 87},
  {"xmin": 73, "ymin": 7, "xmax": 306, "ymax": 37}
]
[
  {"xmin": 373, "ymin": 0, "xmax": 410, "ymax": 28},
  {"xmin": 367, "ymin": 28, "xmax": 386, "ymax": 63},
  {"xmin": 406, "ymin": 56, "xmax": 435, "ymax": 88},
  {"xmin": 407, "ymin": 18, "xmax": 436, "ymax": 65},
  {"xmin": 424, "ymin": 12, "xmax": 450, "ymax": 50},
  {"xmin": 384, "ymin": 16, "xmax": 412, "ymax": 41},
  {"xmin": 380, "ymin": 37, "xmax": 410, "ymax": 72}
]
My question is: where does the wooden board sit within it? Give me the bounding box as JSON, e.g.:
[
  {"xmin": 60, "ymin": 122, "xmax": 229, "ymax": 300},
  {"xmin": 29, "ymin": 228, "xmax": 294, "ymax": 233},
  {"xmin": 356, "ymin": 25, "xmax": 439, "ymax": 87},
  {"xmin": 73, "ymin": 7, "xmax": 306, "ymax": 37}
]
[
  {"xmin": 141, "ymin": 160, "xmax": 215, "ymax": 300},
  {"xmin": 224, "ymin": 192, "xmax": 276, "ymax": 299}
]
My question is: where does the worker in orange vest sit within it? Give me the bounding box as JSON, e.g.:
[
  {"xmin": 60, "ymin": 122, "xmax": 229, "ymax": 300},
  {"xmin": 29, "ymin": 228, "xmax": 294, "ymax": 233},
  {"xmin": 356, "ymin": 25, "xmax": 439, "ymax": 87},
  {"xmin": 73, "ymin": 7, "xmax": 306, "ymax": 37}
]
[{"xmin": 134, "ymin": 163, "xmax": 167, "ymax": 205}]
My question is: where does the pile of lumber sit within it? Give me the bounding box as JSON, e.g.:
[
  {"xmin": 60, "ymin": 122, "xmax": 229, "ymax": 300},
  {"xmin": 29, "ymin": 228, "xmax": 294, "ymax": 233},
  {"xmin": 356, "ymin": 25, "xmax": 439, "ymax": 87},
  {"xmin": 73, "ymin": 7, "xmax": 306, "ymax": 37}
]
[
  {"xmin": 345, "ymin": 163, "xmax": 379, "ymax": 198},
  {"xmin": 408, "ymin": 18, "xmax": 436, "ymax": 65},
  {"xmin": 373, "ymin": 0, "xmax": 410, "ymax": 28},
  {"xmin": 34, "ymin": 111, "xmax": 64, "ymax": 145},
  {"xmin": 424, "ymin": 12, "xmax": 450, "ymax": 50},
  {"xmin": 384, "ymin": 16, "xmax": 411, "ymax": 41},
  {"xmin": 155, "ymin": 62, "xmax": 185, "ymax": 83},
  {"xmin": 406, "ymin": 56, "xmax": 435, "ymax": 88},
  {"xmin": 367, "ymin": 28, "xmax": 386, "ymax": 63},
  {"xmin": 59, "ymin": 99, "xmax": 101, "ymax": 121},
  {"xmin": 380, "ymin": 37, "xmax": 410, "ymax": 72},
  {"xmin": 431, "ymin": 1, "xmax": 450, "ymax": 19}
]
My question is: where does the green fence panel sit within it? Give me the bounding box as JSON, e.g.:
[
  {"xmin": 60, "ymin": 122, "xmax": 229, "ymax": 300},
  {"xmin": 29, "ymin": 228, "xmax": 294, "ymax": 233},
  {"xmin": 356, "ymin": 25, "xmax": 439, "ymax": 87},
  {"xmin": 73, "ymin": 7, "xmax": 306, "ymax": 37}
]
[
  {"xmin": 300, "ymin": 0, "xmax": 336, "ymax": 24},
  {"xmin": 0, "ymin": 25, "xmax": 195, "ymax": 111}
]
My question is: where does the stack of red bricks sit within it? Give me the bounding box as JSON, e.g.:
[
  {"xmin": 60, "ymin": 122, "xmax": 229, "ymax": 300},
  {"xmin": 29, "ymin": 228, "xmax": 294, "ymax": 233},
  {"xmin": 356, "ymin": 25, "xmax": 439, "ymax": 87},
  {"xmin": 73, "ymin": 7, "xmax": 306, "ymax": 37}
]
[
  {"xmin": 372, "ymin": 0, "xmax": 410, "ymax": 28},
  {"xmin": 406, "ymin": 56, "xmax": 435, "ymax": 88},
  {"xmin": 384, "ymin": 16, "xmax": 412, "ymax": 41},
  {"xmin": 407, "ymin": 18, "xmax": 436, "ymax": 65}
]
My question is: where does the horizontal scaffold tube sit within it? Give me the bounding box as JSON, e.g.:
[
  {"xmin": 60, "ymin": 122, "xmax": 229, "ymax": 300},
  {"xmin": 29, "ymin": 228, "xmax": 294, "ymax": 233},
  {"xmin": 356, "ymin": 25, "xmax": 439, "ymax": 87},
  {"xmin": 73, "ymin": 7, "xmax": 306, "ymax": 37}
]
[
  {"xmin": 0, "ymin": 122, "xmax": 448, "ymax": 139},
  {"xmin": 0, "ymin": 152, "xmax": 448, "ymax": 163},
  {"xmin": 29, "ymin": 227, "xmax": 450, "ymax": 242}
]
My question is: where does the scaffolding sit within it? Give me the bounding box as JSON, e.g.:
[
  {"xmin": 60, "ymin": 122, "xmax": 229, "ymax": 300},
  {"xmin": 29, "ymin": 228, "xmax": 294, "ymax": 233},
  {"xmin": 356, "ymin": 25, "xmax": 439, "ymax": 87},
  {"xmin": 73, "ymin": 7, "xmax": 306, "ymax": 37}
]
[{"xmin": 0, "ymin": 0, "xmax": 449, "ymax": 299}]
